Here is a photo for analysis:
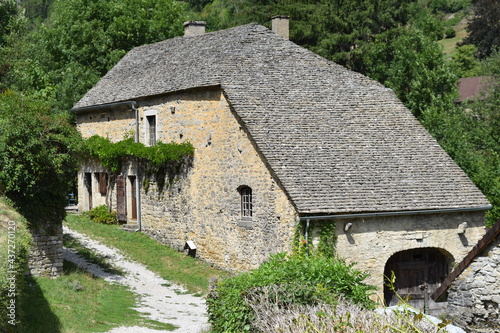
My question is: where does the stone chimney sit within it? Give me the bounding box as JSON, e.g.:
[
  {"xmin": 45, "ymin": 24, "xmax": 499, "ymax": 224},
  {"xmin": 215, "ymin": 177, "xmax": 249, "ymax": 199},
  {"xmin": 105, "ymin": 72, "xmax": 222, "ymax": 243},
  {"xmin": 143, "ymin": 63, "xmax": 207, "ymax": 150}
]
[
  {"xmin": 184, "ymin": 21, "xmax": 206, "ymax": 37},
  {"xmin": 271, "ymin": 15, "xmax": 289, "ymax": 40}
]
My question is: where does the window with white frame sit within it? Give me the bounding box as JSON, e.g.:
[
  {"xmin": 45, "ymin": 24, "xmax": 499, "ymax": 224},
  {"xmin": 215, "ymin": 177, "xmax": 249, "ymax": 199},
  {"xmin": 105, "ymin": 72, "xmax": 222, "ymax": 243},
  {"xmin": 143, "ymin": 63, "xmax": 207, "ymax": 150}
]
[{"xmin": 239, "ymin": 186, "xmax": 253, "ymax": 218}]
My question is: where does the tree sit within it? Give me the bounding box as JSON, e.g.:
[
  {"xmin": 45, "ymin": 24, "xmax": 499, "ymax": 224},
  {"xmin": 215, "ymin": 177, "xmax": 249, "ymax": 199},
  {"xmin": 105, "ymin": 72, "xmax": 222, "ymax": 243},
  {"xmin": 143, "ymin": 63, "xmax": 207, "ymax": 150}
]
[
  {"xmin": 364, "ymin": 27, "xmax": 458, "ymax": 119},
  {"xmin": 461, "ymin": 0, "xmax": 500, "ymax": 58},
  {"xmin": 9, "ymin": 0, "xmax": 188, "ymax": 110},
  {"xmin": 0, "ymin": 0, "xmax": 28, "ymax": 91},
  {"xmin": 0, "ymin": 0, "xmax": 26, "ymax": 46},
  {"xmin": 451, "ymin": 44, "xmax": 481, "ymax": 77},
  {"xmin": 195, "ymin": 0, "xmax": 422, "ymax": 72},
  {"xmin": 40, "ymin": 0, "xmax": 187, "ymax": 78},
  {"xmin": 0, "ymin": 91, "xmax": 82, "ymax": 228}
]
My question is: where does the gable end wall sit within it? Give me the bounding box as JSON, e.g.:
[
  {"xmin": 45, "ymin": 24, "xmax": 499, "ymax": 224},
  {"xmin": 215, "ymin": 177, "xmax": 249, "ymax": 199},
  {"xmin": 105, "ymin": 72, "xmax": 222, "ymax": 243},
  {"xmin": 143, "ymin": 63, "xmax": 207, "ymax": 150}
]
[{"xmin": 139, "ymin": 88, "xmax": 299, "ymax": 270}]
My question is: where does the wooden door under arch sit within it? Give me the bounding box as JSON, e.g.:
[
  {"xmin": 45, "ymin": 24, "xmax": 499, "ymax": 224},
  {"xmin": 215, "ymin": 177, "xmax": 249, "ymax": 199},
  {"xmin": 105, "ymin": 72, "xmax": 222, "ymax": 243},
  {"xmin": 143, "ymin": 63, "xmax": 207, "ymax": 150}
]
[{"xmin": 384, "ymin": 248, "xmax": 449, "ymax": 312}]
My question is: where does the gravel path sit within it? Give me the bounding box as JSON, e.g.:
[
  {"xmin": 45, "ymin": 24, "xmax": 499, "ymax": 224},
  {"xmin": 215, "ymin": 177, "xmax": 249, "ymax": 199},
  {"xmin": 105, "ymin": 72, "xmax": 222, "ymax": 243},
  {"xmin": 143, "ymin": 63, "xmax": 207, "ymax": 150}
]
[{"xmin": 62, "ymin": 226, "xmax": 210, "ymax": 333}]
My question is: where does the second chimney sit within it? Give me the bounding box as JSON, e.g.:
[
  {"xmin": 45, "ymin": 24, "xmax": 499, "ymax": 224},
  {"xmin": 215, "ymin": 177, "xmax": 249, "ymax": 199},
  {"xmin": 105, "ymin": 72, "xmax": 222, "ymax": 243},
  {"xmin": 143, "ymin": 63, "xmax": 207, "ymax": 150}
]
[
  {"xmin": 184, "ymin": 21, "xmax": 206, "ymax": 37},
  {"xmin": 271, "ymin": 15, "xmax": 289, "ymax": 40}
]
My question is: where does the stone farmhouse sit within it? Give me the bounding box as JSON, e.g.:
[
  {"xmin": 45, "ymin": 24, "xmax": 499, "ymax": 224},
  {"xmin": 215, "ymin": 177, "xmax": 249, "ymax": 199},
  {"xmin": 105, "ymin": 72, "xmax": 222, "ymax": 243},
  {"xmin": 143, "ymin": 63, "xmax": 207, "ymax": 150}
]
[{"xmin": 73, "ymin": 18, "xmax": 491, "ymax": 308}]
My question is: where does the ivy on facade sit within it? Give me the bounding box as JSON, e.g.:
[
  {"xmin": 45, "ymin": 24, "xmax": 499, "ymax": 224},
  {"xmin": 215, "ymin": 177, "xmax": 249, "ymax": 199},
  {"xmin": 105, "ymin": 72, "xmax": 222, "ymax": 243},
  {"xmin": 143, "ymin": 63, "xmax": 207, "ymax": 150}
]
[
  {"xmin": 84, "ymin": 135, "xmax": 194, "ymax": 175},
  {"xmin": 294, "ymin": 219, "xmax": 337, "ymax": 257}
]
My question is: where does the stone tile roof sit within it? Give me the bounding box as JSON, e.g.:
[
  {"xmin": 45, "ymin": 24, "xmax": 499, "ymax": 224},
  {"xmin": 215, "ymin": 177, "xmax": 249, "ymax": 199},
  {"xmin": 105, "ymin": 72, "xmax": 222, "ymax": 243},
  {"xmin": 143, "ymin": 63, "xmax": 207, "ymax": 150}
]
[{"xmin": 74, "ymin": 23, "xmax": 491, "ymax": 214}]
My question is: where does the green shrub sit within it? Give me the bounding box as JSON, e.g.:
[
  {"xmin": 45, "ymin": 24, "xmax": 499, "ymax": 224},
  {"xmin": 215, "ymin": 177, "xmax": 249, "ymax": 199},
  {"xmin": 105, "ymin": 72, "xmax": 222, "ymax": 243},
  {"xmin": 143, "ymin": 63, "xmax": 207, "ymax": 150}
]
[
  {"xmin": 206, "ymin": 253, "xmax": 376, "ymax": 332},
  {"xmin": 444, "ymin": 26, "xmax": 456, "ymax": 39},
  {"xmin": 0, "ymin": 92, "xmax": 82, "ymax": 229},
  {"xmin": 84, "ymin": 205, "xmax": 117, "ymax": 224}
]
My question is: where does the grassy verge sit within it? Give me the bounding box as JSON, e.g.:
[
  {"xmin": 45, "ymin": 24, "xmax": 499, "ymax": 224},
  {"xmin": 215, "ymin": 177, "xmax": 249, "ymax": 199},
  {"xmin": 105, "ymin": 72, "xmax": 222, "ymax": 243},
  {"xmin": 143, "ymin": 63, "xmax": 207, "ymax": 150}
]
[
  {"xmin": 18, "ymin": 260, "xmax": 176, "ymax": 333},
  {"xmin": 64, "ymin": 214, "xmax": 229, "ymax": 294},
  {"xmin": 439, "ymin": 14, "xmax": 469, "ymax": 57},
  {"xmin": 1, "ymin": 197, "xmax": 32, "ymax": 332}
]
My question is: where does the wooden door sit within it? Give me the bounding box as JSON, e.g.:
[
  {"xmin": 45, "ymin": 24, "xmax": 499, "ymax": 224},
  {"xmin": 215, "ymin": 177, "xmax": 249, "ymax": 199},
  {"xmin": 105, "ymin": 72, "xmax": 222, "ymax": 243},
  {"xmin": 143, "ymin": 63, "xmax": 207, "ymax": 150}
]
[
  {"xmin": 129, "ymin": 176, "xmax": 137, "ymax": 220},
  {"xmin": 116, "ymin": 175, "xmax": 127, "ymax": 221},
  {"xmin": 384, "ymin": 248, "xmax": 448, "ymax": 312}
]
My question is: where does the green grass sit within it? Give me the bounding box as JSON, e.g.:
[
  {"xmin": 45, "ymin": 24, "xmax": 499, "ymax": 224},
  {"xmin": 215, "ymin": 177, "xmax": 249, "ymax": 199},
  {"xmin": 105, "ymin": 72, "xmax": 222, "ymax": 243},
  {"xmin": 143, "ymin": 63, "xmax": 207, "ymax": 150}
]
[
  {"xmin": 64, "ymin": 214, "xmax": 229, "ymax": 294},
  {"xmin": 438, "ymin": 13, "xmax": 469, "ymax": 57},
  {"xmin": 18, "ymin": 261, "xmax": 177, "ymax": 333}
]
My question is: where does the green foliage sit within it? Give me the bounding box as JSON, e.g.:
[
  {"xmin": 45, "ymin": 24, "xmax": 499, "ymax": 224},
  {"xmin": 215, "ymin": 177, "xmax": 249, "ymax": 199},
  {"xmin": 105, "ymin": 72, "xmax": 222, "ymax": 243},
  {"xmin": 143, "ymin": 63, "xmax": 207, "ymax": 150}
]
[
  {"xmin": 0, "ymin": 197, "xmax": 32, "ymax": 330},
  {"xmin": 206, "ymin": 253, "xmax": 376, "ymax": 332},
  {"xmin": 427, "ymin": 0, "xmax": 472, "ymax": 13},
  {"xmin": 0, "ymin": 0, "xmax": 27, "ymax": 47},
  {"xmin": 461, "ymin": 0, "xmax": 500, "ymax": 59},
  {"xmin": 21, "ymin": 0, "xmax": 55, "ymax": 22},
  {"xmin": 316, "ymin": 220, "xmax": 337, "ymax": 257},
  {"xmin": 422, "ymin": 77, "xmax": 500, "ymax": 226},
  {"xmin": 444, "ymin": 26, "xmax": 456, "ymax": 38},
  {"xmin": 412, "ymin": 11, "xmax": 445, "ymax": 41},
  {"xmin": 2, "ymin": 0, "xmax": 187, "ymax": 110},
  {"xmin": 41, "ymin": 0, "xmax": 186, "ymax": 77},
  {"xmin": 479, "ymin": 47, "xmax": 500, "ymax": 76},
  {"xmin": 84, "ymin": 135, "xmax": 194, "ymax": 176},
  {"xmin": 0, "ymin": 91, "xmax": 82, "ymax": 228},
  {"xmin": 84, "ymin": 205, "xmax": 117, "ymax": 225},
  {"xmin": 294, "ymin": 220, "xmax": 337, "ymax": 258},
  {"xmin": 366, "ymin": 27, "xmax": 458, "ymax": 119},
  {"xmin": 451, "ymin": 44, "xmax": 480, "ymax": 77},
  {"xmin": 18, "ymin": 261, "xmax": 174, "ymax": 333},
  {"xmin": 27, "ymin": 0, "xmax": 187, "ymax": 109}
]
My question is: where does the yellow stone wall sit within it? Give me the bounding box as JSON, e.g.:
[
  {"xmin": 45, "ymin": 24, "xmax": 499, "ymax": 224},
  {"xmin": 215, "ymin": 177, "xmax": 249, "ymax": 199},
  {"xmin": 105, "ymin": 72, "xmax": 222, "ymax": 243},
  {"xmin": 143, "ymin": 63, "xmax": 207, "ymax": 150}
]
[
  {"xmin": 316, "ymin": 211, "xmax": 487, "ymax": 303},
  {"xmin": 139, "ymin": 88, "xmax": 298, "ymax": 271},
  {"xmin": 77, "ymin": 87, "xmax": 299, "ymax": 271},
  {"xmin": 76, "ymin": 106, "xmax": 136, "ymax": 142}
]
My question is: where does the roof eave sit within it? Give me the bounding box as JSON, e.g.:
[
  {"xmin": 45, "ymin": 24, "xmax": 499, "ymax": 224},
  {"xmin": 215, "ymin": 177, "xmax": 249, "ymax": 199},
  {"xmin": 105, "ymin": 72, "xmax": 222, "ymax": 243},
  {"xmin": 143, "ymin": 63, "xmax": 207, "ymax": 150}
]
[
  {"xmin": 71, "ymin": 100, "xmax": 138, "ymax": 113},
  {"xmin": 298, "ymin": 205, "xmax": 492, "ymax": 221}
]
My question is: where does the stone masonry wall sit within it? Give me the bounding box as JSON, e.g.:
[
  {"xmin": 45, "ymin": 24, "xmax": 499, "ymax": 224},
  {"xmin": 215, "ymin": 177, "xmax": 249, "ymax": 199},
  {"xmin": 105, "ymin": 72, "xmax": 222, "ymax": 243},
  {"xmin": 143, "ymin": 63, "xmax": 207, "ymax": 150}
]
[
  {"xmin": 329, "ymin": 211, "xmax": 487, "ymax": 302},
  {"xmin": 447, "ymin": 237, "xmax": 500, "ymax": 331},
  {"xmin": 76, "ymin": 106, "xmax": 136, "ymax": 142},
  {"xmin": 77, "ymin": 87, "xmax": 299, "ymax": 271},
  {"xmin": 28, "ymin": 225, "xmax": 63, "ymax": 277},
  {"xmin": 139, "ymin": 88, "xmax": 299, "ymax": 271},
  {"xmin": 77, "ymin": 162, "xmax": 108, "ymax": 212}
]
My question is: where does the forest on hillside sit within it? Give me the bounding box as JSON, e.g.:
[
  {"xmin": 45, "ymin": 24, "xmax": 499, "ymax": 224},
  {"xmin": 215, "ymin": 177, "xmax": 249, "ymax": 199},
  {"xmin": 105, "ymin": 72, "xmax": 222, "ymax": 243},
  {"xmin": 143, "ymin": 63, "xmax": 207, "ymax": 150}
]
[{"xmin": 0, "ymin": 0, "xmax": 499, "ymax": 225}]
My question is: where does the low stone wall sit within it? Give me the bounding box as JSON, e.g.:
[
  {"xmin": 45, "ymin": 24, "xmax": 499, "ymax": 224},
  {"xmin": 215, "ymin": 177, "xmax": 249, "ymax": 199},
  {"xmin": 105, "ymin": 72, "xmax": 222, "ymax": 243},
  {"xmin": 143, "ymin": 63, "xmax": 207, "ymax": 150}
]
[
  {"xmin": 447, "ymin": 237, "xmax": 500, "ymax": 331},
  {"xmin": 28, "ymin": 225, "xmax": 64, "ymax": 277}
]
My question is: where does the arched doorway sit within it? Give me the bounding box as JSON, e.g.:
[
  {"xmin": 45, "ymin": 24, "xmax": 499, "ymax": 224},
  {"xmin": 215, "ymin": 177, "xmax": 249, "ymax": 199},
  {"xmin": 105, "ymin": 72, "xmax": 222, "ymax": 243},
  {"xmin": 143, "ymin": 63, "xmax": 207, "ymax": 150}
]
[{"xmin": 384, "ymin": 248, "xmax": 451, "ymax": 313}]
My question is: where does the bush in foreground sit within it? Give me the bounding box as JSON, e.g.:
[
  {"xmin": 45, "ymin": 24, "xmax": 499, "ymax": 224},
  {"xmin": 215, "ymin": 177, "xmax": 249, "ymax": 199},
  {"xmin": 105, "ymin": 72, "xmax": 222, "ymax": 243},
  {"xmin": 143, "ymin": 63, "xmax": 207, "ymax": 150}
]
[
  {"xmin": 245, "ymin": 286, "xmax": 449, "ymax": 332},
  {"xmin": 206, "ymin": 253, "xmax": 376, "ymax": 332}
]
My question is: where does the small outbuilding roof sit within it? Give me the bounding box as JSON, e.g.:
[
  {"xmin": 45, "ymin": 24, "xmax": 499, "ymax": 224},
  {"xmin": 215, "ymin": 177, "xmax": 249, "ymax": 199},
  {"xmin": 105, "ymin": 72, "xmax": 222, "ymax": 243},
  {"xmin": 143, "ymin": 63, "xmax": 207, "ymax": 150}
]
[
  {"xmin": 456, "ymin": 76, "xmax": 494, "ymax": 103},
  {"xmin": 74, "ymin": 23, "xmax": 490, "ymax": 214}
]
